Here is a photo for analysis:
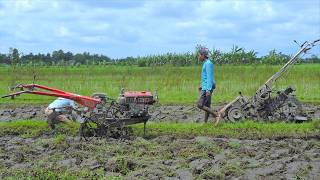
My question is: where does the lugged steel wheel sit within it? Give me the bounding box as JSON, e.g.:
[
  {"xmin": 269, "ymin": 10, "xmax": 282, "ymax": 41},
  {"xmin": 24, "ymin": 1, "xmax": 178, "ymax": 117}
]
[{"xmin": 227, "ymin": 107, "xmax": 244, "ymax": 122}]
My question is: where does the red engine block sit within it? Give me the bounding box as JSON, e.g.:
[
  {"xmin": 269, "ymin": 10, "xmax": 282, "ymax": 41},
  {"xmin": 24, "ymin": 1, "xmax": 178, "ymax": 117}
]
[{"xmin": 123, "ymin": 91, "xmax": 155, "ymax": 105}]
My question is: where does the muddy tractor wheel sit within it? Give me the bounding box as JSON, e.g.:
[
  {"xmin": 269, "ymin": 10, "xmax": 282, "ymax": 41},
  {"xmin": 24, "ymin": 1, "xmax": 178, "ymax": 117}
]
[
  {"xmin": 226, "ymin": 106, "xmax": 244, "ymax": 122},
  {"xmin": 79, "ymin": 123, "xmax": 95, "ymax": 138},
  {"xmin": 106, "ymin": 126, "xmax": 133, "ymax": 139},
  {"xmin": 277, "ymin": 96, "xmax": 303, "ymax": 121}
]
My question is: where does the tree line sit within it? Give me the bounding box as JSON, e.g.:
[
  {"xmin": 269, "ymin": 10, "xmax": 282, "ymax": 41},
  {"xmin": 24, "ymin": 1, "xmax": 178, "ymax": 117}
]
[
  {"xmin": 0, "ymin": 48, "xmax": 112, "ymax": 66},
  {"xmin": 0, "ymin": 47, "xmax": 319, "ymax": 67}
]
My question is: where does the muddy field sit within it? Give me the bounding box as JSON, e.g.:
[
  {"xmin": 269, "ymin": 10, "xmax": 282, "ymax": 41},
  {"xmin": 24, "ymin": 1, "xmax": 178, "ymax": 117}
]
[
  {"xmin": 1, "ymin": 103, "xmax": 320, "ymax": 122},
  {"xmin": 0, "ymin": 135, "xmax": 319, "ymax": 179},
  {"xmin": 0, "ymin": 104, "xmax": 320, "ymax": 179}
]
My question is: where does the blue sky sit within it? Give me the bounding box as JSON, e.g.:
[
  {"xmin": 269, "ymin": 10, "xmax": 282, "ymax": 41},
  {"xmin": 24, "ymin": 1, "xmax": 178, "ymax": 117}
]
[{"xmin": 0, "ymin": 0, "xmax": 319, "ymax": 58}]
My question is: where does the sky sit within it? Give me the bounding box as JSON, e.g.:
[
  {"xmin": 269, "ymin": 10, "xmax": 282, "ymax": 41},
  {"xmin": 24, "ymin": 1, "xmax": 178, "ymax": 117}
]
[{"xmin": 0, "ymin": 0, "xmax": 319, "ymax": 58}]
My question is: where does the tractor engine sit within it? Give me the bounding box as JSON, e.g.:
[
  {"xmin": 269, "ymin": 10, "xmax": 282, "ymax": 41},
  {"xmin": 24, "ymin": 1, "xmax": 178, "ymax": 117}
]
[{"xmin": 118, "ymin": 90, "xmax": 156, "ymax": 118}]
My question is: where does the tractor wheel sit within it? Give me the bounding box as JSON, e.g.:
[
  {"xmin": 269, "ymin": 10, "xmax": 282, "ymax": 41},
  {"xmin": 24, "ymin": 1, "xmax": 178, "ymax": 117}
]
[
  {"xmin": 226, "ymin": 106, "xmax": 244, "ymax": 122},
  {"xmin": 278, "ymin": 96, "xmax": 303, "ymax": 121},
  {"xmin": 79, "ymin": 122, "xmax": 96, "ymax": 138}
]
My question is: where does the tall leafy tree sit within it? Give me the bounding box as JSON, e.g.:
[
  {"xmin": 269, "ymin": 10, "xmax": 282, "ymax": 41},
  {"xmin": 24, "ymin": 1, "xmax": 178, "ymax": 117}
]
[{"xmin": 9, "ymin": 48, "xmax": 20, "ymax": 65}]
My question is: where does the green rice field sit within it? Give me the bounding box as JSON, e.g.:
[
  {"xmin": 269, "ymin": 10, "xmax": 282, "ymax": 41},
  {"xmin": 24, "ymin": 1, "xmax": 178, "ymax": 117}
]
[{"xmin": 0, "ymin": 64, "xmax": 319, "ymax": 105}]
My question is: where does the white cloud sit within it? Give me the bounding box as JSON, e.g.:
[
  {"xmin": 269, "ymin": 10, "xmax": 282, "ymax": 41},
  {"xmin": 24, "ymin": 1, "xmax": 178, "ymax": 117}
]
[
  {"xmin": 81, "ymin": 36, "xmax": 104, "ymax": 43},
  {"xmin": 176, "ymin": 21, "xmax": 197, "ymax": 28},
  {"xmin": 91, "ymin": 23, "xmax": 110, "ymax": 31},
  {"xmin": 56, "ymin": 26, "xmax": 71, "ymax": 37},
  {"xmin": 14, "ymin": 0, "xmax": 34, "ymax": 11},
  {"xmin": 0, "ymin": 0, "xmax": 319, "ymax": 58},
  {"xmin": 51, "ymin": 1, "xmax": 60, "ymax": 9}
]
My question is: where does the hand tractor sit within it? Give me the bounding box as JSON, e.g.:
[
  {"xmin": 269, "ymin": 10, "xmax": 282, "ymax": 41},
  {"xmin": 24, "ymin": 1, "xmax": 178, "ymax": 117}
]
[
  {"xmin": 218, "ymin": 39, "xmax": 319, "ymax": 123},
  {"xmin": 2, "ymin": 84, "xmax": 157, "ymax": 139}
]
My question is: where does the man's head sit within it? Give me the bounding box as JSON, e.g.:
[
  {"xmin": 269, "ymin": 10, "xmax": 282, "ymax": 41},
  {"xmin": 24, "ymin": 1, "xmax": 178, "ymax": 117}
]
[{"xmin": 198, "ymin": 46, "xmax": 209, "ymax": 62}]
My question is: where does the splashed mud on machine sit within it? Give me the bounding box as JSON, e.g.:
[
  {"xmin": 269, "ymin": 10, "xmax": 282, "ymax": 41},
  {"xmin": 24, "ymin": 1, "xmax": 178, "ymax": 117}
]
[
  {"xmin": 219, "ymin": 39, "xmax": 320, "ymax": 122},
  {"xmin": 2, "ymin": 84, "xmax": 157, "ymax": 139}
]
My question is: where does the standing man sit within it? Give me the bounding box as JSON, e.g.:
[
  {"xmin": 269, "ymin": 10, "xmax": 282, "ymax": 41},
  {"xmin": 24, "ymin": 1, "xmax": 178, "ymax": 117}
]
[
  {"xmin": 45, "ymin": 97, "xmax": 77, "ymax": 129},
  {"xmin": 197, "ymin": 46, "xmax": 219, "ymax": 123}
]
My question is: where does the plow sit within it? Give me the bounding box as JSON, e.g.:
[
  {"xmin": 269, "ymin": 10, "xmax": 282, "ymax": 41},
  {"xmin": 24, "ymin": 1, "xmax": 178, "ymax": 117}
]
[{"xmin": 218, "ymin": 39, "xmax": 320, "ymax": 123}]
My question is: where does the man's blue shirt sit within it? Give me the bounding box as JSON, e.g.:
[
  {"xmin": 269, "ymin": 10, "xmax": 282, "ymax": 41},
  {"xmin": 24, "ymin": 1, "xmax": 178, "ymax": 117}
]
[
  {"xmin": 201, "ymin": 58, "xmax": 215, "ymax": 92},
  {"xmin": 48, "ymin": 98, "xmax": 76, "ymax": 112}
]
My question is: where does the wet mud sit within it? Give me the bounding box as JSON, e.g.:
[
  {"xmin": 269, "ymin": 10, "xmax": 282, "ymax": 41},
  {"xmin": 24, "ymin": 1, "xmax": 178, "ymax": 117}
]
[
  {"xmin": 0, "ymin": 103, "xmax": 320, "ymax": 122},
  {"xmin": 0, "ymin": 135, "xmax": 319, "ymax": 179},
  {"xmin": 0, "ymin": 104, "xmax": 319, "ymax": 178},
  {"xmin": 0, "ymin": 105, "xmax": 46, "ymax": 122}
]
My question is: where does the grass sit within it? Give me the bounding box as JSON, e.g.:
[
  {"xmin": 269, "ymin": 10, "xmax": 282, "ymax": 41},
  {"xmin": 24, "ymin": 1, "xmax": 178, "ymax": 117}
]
[
  {"xmin": 0, "ymin": 64, "xmax": 319, "ymax": 105},
  {"xmin": 0, "ymin": 120, "xmax": 79, "ymax": 137},
  {"xmin": 132, "ymin": 120, "xmax": 320, "ymax": 139},
  {"xmin": 0, "ymin": 120, "xmax": 318, "ymax": 139}
]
